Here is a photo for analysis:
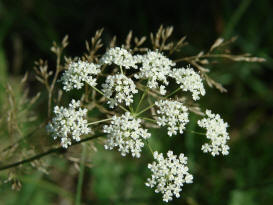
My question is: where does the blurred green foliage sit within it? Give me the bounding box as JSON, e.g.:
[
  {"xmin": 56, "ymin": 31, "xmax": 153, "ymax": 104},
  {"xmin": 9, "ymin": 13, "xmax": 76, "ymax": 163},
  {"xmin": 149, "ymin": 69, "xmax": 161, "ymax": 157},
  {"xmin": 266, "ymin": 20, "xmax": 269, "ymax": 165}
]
[{"xmin": 0, "ymin": 0, "xmax": 272, "ymax": 204}]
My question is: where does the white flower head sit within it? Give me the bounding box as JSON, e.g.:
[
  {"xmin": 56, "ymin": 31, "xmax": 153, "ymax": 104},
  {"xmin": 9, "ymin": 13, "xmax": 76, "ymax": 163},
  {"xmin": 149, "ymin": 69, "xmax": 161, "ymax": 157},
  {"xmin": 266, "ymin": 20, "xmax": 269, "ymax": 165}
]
[
  {"xmin": 171, "ymin": 66, "xmax": 205, "ymax": 100},
  {"xmin": 103, "ymin": 112, "xmax": 151, "ymax": 158},
  {"xmin": 146, "ymin": 151, "xmax": 193, "ymax": 202},
  {"xmin": 60, "ymin": 60, "xmax": 100, "ymax": 91},
  {"xmin": 134, "ymin": 51, "xmax": 175, "ymax": 95},
  {"xmin": 102, "ymin": 74, "xmax": 138, "ymax": 108},
  {"xmin": 47, "ymin": 100, "xmax": 90, "ymax": 148},
  {"xmin": 100, "ymin": 47, "xmax": 137, "ymax": 69},
  {"xmin": 155, "ymin": 100, "xmax": 189, "ymax": 136},
  {"xmin": 197, "ymin": 109, "xmax": 230, "ymax": 156}
]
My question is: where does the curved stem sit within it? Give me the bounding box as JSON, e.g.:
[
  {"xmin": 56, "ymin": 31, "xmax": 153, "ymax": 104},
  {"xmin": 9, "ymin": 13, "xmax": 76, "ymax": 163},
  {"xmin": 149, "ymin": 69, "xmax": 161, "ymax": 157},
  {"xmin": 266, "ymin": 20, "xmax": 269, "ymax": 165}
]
[{"xmin": 0, "ymin": 134, "xmax": 104, "ymax": 171}]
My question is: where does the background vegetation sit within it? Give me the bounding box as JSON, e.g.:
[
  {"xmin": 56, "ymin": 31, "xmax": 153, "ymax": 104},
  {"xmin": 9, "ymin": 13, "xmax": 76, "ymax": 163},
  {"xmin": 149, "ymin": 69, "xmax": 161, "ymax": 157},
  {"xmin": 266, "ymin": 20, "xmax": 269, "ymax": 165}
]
[{"xmin": 0, "ymin": 0, "xmax": 272, "ymax": 204}]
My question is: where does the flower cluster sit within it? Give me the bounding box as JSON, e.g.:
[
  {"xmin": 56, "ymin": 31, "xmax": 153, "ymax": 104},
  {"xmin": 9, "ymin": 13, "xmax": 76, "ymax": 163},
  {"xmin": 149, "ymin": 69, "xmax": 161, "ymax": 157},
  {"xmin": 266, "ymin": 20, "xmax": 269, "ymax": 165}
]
[
  {"xmin": 146, "ymin": 151, "xmax": 193, "ymax": 202},
  {"xmin": 197, "ymin": 110, "xmax": 230, "ymax": 156},
  {"xmin": 102, "ymin": 74, "xmax": 138, "ymax": 108},
  {"xmin": 171, "ymin": 66, "xmax": 205, "ymax": 100},
  {"xmin": 103, "ymin": 112, "xmax": 151, "ymax": 158},
  {"xmin": 60, "ymin": 60, "xmax": 100, "ymax": 91},
  {"xmin": 134, "ymin": 51, "xmax": 175, "ymax": 95},
  {"xmin": 155, "ymin": 100, "xmax": 189, "ymax": 136},
  {"xmin": 45, "ymin": 44, "xmax": 231, "ymax": 203},
  {"xmin": 100, "ymin": 47, "xmax": 137, "ymax": 69},
  {"xmin": 47, "ymin": 100, "xmax": 90, "ymax": 148}
]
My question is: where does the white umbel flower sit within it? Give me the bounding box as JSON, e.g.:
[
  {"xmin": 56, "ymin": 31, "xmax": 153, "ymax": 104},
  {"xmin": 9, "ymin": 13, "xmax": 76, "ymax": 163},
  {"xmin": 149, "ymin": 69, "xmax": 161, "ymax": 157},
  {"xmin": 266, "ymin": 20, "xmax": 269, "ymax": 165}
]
[
  {"xmin": 100, "ymin": 47, "xmax": 137, "ymax": 69},
  {"xmin": 171, "ymin": 66, "xmax": 205, "ymax": 100},
  {"xmin": 47, "ymin": 100, "xmax": 90, "ymax": 148},
  {"xmin": 60, "ymin": 60, "xmax": 100, "ymax": 91},
  {"xmin": 146, "ymin": 151, "xmax": 193, "ymax": 202},
  {"xmin": 102, "ymin": 74, "xmax": 138, "ymax": 108},
  {"xmin": 134, "ymin": 51, "xmax": 175, "ymax": 95},
  {"xmin": 197, "ymin": 109, "xmax": 230, "ymax": 156},
  {"xmin": 103, "ymin": 112, "xmax": 151, "ymax": 158},
  {"xmin": 155, "ymin": 100, "xmax": 189, "ymax": 136}
]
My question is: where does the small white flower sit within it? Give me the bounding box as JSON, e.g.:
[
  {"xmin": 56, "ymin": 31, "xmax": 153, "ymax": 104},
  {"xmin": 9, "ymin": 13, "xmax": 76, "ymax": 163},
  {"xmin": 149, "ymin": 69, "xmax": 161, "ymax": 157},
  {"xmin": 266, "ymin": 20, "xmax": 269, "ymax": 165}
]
[
  {"xmin": 146, "ymin": 151, "xmax": 193, "ymax": 202},
  {"xmin": 134, "ymin": 51, "xmax": 175, "ymax": 95},
  {"xmin": 171, "ymin": 66, "xmax": 205, "ymax": 100},
  {"xmin": 102, "ymin": 74, "xmax": 138, "ymax": 108},
  {"xmin": 155, "ymin": 100, "xmax": 189, "ymax": 136},
  {"xmin": 60, "ymin": 60, "xmax": 100, "ymax": 91},
  {"xmin": 100, "ymin": 47, "xmax": 137, "ymax": 69},
  {"xmin": 197, "ymin": 109, "xmax": 230, "ymax": 156},
  {"xmin": 47, "ymin": 100, "xmax": 90, "ymax": 148},
  {"xmin": 103, "ymin": 112, "xmax": 151, "ymax": 158}
]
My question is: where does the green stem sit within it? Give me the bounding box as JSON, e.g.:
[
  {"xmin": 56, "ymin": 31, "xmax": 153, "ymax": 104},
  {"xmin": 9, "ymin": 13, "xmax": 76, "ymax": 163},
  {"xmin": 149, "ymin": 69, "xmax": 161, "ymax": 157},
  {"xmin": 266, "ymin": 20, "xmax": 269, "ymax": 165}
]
[
  {"xmin": 129, "ymin": 105, "xmax": 134, "ymax": 114},
  {"xmin": 75, "ymin": 144, "xmax": 87, "ymax": 205},
  {"xmin": 91, "ymin": 85, "xmax": 106, "ymax": 97},
  {"xmin": 191, "ymin": 131, "xmax": 206, "ymax": 135},
  {"xmin": 91, "ymin": 86, "xmax": 129, "ymax": 112},
  {"xmin": 140, "ymin": 117, "xmax": 157, "ymax": 123},
  {"xmin": 120, "ymin": 66, "xmax": 124, "ymax": 75},
  {"xmin": 135, "ymin": 103, "xmax": 155, "ymax": 117},
  {"xmin": 165, "ymin": 87, "xmax": 181, "ymax": 98},
  {"xmin": 88, "ymin": 118, "xmax": 112, "ymax": 125},
  {"xmin": 136, "ymin": 87, "xmax": 148, "ymax": 113},
  {"xmin": 135, "ymin": 87, "xmax": 181, "ymax": 117},
  {"xmin": 145, "ymin": 140, "xmax": 154, "ymax": 155}
]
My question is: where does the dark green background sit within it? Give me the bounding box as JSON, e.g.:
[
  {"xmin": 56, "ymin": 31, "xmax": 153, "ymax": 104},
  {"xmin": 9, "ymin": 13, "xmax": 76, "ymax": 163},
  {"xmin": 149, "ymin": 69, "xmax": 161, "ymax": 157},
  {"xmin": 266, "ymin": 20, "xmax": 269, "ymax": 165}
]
[{"xmin": 0, "ymin": 0, "xmax": 272, "ymax": 204}]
